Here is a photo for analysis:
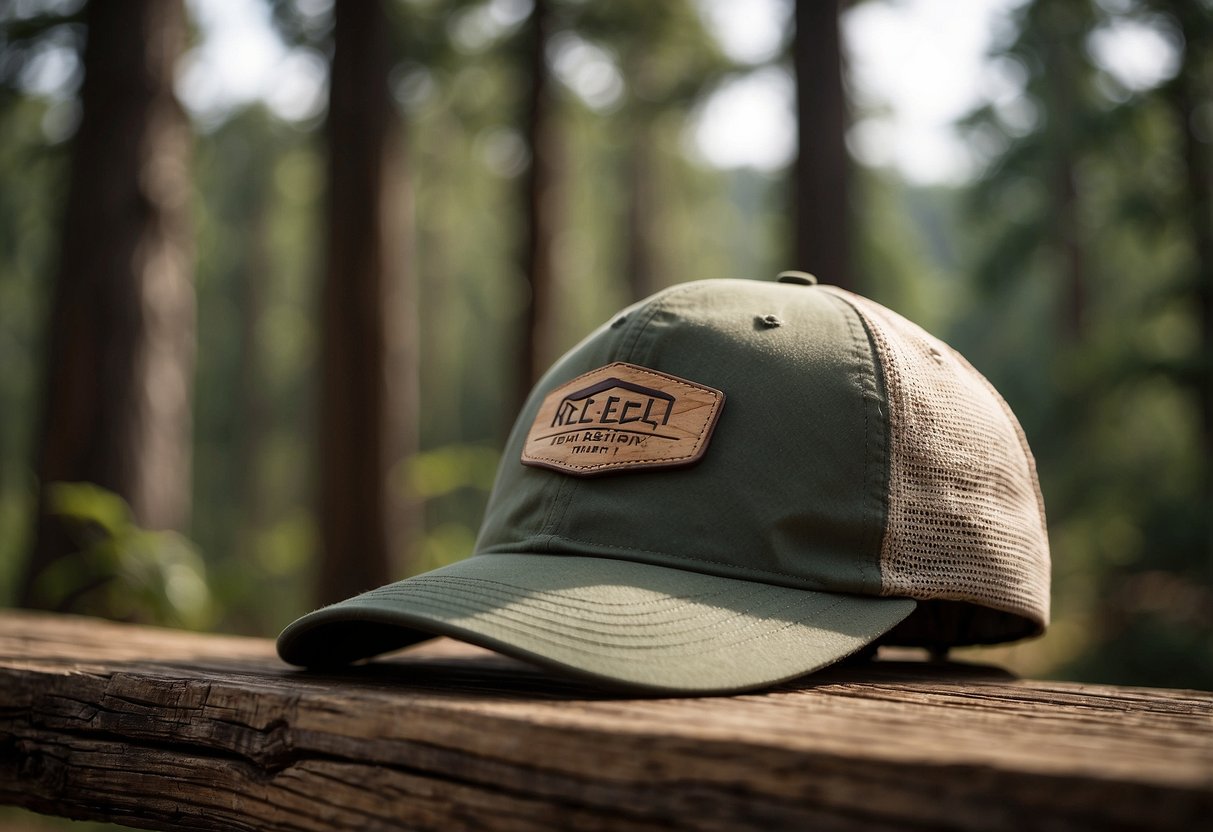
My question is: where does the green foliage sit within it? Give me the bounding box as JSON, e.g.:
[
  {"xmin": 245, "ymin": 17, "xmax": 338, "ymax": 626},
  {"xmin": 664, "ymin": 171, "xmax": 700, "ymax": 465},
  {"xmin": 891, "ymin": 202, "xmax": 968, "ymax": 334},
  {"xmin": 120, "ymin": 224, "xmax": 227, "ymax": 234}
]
[
  {"xmin": 573, "ymin": 0, "xmax": 733, "ymax": 109},
  {"xmin": 401, "ymin": 443, "xmax": 499, "ymax": 499},
  {"xmin": 398, "ymin": 443, "xmax": 499, "ymax": 574},
  {"xmin": 0, "ymin": 0, "xmax": 86, "ymax": 104},
  {"xmin": 948, "ymin": 0, "xmax": 1213, "ymax": 689},
  {"xmin": 30, "ymin": 483, "xmax": 215, "ymax": 628}
]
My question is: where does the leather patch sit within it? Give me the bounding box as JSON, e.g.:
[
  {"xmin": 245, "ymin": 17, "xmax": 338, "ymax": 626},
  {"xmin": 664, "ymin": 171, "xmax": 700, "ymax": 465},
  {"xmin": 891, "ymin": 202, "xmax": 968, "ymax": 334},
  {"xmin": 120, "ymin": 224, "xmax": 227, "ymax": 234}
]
[{"xmin": 522, "ymin": 362, "xmax": 725, "ymax": 476}]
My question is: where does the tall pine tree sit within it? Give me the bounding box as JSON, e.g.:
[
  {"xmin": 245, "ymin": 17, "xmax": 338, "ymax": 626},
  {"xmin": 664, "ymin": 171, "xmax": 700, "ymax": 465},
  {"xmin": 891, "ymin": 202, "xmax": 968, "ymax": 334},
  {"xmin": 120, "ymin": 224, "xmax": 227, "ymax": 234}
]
[{"xmin": 21, "ymin": 0, "xmax": 195, "ymax": 612}]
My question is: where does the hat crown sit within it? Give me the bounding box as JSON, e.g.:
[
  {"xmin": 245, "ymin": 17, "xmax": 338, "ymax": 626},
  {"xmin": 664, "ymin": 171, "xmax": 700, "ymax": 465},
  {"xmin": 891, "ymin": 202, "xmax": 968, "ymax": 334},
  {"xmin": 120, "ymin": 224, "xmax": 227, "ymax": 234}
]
[
  {"xmin": 278, "ymin": 276, "xmax": 1051, "ymax": 692},
  {"xmin": 476, "ymin": 278, "xmax": 1050, "ymax": 648}
]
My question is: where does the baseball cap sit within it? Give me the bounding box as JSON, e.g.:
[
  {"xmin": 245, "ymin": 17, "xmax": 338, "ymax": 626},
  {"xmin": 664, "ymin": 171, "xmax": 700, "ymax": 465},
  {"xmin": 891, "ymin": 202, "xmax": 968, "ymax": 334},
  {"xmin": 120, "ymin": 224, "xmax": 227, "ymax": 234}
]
[{"xmin": 277, "ymin": 275, "xmax": 1050, "ymax": 694}]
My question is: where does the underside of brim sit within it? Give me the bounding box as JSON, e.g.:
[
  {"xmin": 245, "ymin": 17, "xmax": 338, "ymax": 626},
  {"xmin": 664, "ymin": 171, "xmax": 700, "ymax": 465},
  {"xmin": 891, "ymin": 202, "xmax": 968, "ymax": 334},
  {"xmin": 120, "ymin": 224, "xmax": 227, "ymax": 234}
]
[{"xmin": 276, "ymin": 554, "xmax": 916, "ymax": 694}]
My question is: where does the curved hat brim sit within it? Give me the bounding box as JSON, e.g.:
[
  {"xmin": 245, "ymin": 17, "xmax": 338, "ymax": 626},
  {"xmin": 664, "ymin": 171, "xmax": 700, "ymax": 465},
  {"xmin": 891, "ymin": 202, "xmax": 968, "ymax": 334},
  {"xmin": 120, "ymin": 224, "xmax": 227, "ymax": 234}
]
[{"xmin": 276, "ymin": 553, "xmax": 916, "ymax": 695}]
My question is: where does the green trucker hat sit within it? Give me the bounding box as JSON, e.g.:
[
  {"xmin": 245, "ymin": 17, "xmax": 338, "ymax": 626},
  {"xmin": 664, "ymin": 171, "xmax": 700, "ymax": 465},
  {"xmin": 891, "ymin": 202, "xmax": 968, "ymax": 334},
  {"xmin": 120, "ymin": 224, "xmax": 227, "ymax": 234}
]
[{"xmin": 277, "ymin": 275, "xmax": 1050, "ymax": 694}]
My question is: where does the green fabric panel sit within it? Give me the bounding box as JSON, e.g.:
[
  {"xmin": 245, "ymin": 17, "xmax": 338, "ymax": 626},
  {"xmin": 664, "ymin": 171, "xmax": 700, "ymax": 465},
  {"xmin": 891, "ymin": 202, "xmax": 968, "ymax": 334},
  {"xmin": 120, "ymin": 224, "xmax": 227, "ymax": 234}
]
[{"xmin": 476, "ymin": 279, "xmax": 889, "ymax": 595}]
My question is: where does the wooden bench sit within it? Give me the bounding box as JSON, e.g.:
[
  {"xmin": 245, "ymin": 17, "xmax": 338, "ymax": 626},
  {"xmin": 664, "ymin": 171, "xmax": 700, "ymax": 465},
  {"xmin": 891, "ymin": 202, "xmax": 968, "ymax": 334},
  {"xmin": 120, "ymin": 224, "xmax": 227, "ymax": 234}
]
[{"xmin": 0, "ymin": 609, "xmax": 1209, "ymax": 830}]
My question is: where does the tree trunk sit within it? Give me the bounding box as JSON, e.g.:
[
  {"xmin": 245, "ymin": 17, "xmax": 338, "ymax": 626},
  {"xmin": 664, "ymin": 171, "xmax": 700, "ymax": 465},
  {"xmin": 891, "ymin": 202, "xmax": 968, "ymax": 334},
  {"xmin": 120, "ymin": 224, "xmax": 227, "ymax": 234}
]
[
  {"xmin": 19, "ymin": 0, "xmax": 194, "ymax": 610},
  {"xmin": 1042, "ymin": 23, "xmax": 1086, "ymax": 341},
  {"xmin": 319, "ymin": 0, "xmax": 416, "ymax": 606},
  {"xmin": 1056, "ymin": 153, "xmax": 1085, "ymax": 340},
  {"xmin": 1165, "ymin": 1, "xmax": 1213, "ymax": 516},
  {"xmin": 235, "ymin": 200, "xmax": 269, "ymax": 567},
  {"xmin": 625, "ymin": 115, "xmax": 660, "ymax": 303},
  {"xmin": 519, "ymin": 0, "xmax": 559, "ymax": 410},
  {"xmin": 792, "ymin": 0, "xmax": 852, "ymax": 291}
]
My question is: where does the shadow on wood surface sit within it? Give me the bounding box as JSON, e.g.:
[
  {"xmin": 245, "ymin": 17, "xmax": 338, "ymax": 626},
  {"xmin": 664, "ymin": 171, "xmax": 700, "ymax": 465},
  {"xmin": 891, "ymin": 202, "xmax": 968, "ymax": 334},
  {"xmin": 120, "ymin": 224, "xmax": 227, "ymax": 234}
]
[{"xmin": 285, "ymin": 649, "xmax": 1018, "ymax": 701}]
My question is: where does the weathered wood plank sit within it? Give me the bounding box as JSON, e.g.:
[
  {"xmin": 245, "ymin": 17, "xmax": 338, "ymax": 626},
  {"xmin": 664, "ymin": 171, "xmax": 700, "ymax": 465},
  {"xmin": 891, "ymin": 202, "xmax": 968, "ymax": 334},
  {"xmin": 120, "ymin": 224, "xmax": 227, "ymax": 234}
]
[{"xmin": 0, "ymin": 610, "xmax": 1209, "ymax": 831}]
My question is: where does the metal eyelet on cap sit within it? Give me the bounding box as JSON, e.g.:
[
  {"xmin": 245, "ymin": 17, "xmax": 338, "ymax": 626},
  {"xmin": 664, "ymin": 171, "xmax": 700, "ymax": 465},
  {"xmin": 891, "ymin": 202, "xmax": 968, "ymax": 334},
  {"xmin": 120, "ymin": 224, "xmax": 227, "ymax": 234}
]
[{"xmin": 777, "ymin": 271, "xmax": 819, "ymax": 286}]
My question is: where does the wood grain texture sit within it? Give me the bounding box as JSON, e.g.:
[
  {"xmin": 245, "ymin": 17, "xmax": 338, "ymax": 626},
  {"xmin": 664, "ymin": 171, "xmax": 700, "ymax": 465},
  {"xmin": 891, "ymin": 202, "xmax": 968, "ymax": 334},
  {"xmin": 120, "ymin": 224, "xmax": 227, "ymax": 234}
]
[{"xmin": 0, "ymin": 610, "xmax": 1209, "ymax": 831}]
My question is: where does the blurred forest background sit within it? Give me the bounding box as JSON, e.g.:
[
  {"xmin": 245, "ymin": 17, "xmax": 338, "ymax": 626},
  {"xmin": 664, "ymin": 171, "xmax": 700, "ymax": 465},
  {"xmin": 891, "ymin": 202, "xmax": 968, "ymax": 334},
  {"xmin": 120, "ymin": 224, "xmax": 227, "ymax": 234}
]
[{"xmin": 0, "ymin": 0, "xmax": 1209, "ymax": 693}]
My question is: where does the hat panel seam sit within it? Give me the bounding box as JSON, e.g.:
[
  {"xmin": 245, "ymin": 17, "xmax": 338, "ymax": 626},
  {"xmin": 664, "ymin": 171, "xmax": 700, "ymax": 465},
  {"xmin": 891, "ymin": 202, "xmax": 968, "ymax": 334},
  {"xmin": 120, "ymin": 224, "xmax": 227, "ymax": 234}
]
[
  {"xmin": 618, "ymin": 280, "xmax": 707, "ymax": 366},
  {"xmin": 831, "ymin": 291, "xmax": 1050, "ymax": 631},
  {"xmin": 533, "ymin": 473, "xmax": 570, "ymax": 554},
  {"xmin": 543, "ymin": 282, "xmax": 705, "ymax": 543},
  {"xmin": 819, "ymin": 289, "xmax": 888, "ymax": 595}
]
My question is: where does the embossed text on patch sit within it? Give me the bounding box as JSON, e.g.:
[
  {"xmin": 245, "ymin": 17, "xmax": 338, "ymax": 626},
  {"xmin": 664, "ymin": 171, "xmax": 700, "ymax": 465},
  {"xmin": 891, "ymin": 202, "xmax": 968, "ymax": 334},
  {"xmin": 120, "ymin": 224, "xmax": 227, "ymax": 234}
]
[{"xmin": 521, "ymin": 362, "xmax": 725, "ymax": 476}]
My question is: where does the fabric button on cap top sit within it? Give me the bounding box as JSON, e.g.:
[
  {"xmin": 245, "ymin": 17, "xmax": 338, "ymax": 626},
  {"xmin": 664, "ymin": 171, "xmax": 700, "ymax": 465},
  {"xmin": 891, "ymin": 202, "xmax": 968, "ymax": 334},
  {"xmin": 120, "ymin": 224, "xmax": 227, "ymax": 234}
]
[
  {"xmin": 277, "ymin": 276, "xmax": 1049, "ymax": 694},
  {"xmin": 776, "ymin": 270, "xmax": 819, "ymax": 285}
]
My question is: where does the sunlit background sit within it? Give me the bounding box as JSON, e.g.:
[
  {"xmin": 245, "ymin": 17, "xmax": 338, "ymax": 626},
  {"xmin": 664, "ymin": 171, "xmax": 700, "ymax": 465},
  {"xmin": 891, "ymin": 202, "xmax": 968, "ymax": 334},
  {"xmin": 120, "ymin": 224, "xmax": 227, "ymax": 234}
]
[
  {"xmin": 1, "ymin": 0, "xmax": 1209, "ymax": 705},
  {"xmin": 162, "ymin": 0, "xmax": 1184, "ymax": 178}
]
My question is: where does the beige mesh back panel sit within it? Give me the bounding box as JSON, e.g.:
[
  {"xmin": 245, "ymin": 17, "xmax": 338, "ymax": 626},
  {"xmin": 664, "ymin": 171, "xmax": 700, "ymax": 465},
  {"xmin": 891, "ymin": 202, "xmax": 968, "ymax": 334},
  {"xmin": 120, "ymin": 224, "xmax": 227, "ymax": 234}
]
[{"xmin": 826, "ymin": 288, "xmax": 1051, "ymax": 644}]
